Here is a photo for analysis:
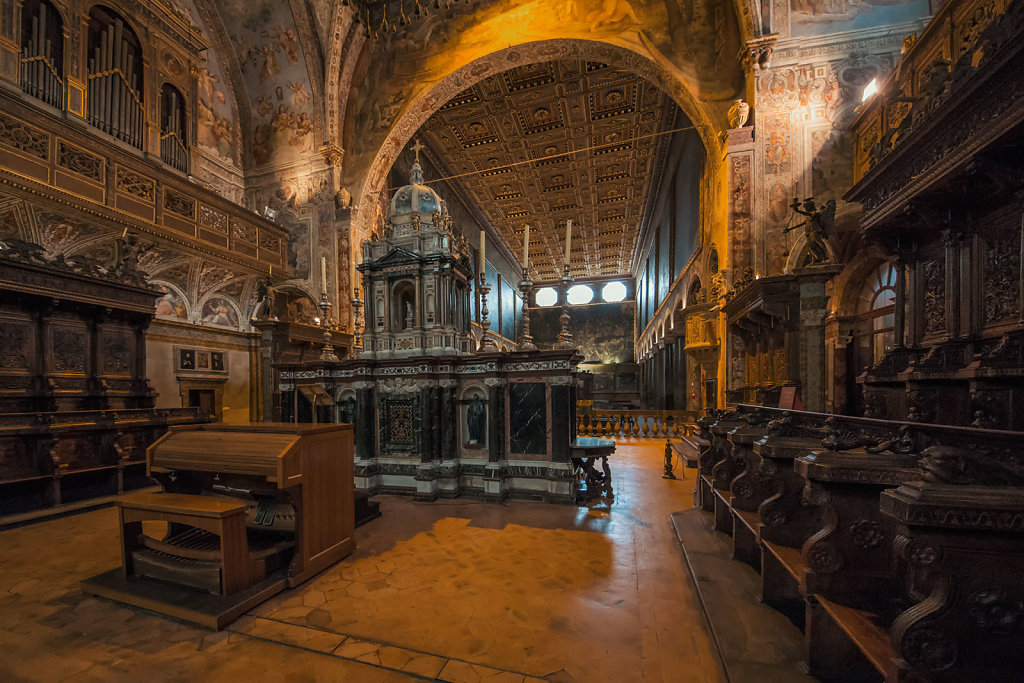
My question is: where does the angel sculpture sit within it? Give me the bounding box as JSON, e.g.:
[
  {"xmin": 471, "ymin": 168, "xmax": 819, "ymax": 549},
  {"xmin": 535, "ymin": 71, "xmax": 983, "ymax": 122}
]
[{"xmin": 785, "ymin": 197, "xmax": 836, "ymax": 265}]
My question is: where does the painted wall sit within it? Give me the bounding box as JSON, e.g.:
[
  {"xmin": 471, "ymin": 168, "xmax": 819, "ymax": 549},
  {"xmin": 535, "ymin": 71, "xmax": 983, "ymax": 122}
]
[
  {"xmin": 636, "ymin": 128, "xmax": 705, "ymax": 331},
  {"xmin": 147, "ymin": 321, "xmax": 254, "ymax": 424}
]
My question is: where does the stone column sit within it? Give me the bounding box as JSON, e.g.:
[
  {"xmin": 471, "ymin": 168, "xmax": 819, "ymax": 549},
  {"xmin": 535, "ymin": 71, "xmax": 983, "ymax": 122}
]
[{"xmin": 794, "ymin": 265, "xmax": 842, "ymax": 412}]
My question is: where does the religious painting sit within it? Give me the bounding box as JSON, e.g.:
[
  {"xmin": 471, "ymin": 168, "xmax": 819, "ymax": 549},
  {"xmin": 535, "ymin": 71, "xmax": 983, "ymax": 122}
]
[
  {"xmin": 763, "ymin": 114, "xmax": 792, "ymax": 177},
  {"xmin": 211, "ymin": 352, "xmax": 225, "ymax": 371},
  {"xmin": 790, "ymin": 0, "xmax": 930, "ymax": 37},
  {"xmin": 279, "ymin": 214, "xmax": 310, "ymax": 280},
  {"xmin": 154, "ymin": 284, "xmax": 188, "ymax": 320},
  {"xmin": 810, "ymin": 127, "xmax": 853, "ymax": 204},
  {"xmin": 214, "ymin": 0, "xmax": 316, "ymax": 168},
  {"xmin": 200, "ymin": 297, "xmax": 239, "ymax": 329},
  {"xmin": 274, "ymin": 291, "xmax": 319, "ymax": 325},
  {"xmin": 729, "ymin": 154, "xmax": 753, "ymax": 275},
  {"xmin": 179, "ymin": 348, "xmax": 195, "ymax": 370},
  {"xmin": 767, "ymin": 182, "xmax": 791, "ymax": 225},
  {"xmin": 37, "ymin": 212, "xmax": 97, "ymax": 256}
]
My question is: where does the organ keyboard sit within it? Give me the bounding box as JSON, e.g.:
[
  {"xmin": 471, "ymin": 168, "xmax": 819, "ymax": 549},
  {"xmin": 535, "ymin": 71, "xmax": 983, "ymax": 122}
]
[{"xmin": 83, "ymin": 422, "xmax": 355, "ymax": 629}]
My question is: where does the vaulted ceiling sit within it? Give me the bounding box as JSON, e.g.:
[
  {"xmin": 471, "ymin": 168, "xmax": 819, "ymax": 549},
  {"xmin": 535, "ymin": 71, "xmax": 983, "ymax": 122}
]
[{"xmin": 415, "ymin": 60, "xmax": 682, "ymax": 281}]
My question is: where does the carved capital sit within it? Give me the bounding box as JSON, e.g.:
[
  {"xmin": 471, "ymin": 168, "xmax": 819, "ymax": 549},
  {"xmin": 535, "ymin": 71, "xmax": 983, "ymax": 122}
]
[
  {"xmin": 319, "ymin": 144, "xmax": 345, "ymax": 168},
  {"xmin": 741, "ymin": 34, "xmax": 777, "ymax": 73}
]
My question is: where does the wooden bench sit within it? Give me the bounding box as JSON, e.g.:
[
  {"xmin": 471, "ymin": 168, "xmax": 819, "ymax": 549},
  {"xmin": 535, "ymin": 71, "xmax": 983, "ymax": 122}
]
[{"xmin": 117, "ymin": 492, "xmax": 261, "ymax": 596}]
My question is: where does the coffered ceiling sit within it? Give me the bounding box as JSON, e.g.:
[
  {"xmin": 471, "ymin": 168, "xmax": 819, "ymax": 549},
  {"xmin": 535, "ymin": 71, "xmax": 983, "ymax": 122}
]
[{"xmin": 414, "ymin": 60, "xmax": 682, "ymax": 281}]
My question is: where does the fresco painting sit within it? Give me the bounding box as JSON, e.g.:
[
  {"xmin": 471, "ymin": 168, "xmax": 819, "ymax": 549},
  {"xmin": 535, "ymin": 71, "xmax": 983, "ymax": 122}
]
[{"xmin": 200, "ymin": 297, "xmax": 240, "ymax": 329}]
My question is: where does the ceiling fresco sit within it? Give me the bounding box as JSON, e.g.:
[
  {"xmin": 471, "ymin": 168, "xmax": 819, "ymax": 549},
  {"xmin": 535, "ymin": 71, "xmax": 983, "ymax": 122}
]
[{"xmin": 414, "ymin": 60, "xmax": 682, "ymax": 281}]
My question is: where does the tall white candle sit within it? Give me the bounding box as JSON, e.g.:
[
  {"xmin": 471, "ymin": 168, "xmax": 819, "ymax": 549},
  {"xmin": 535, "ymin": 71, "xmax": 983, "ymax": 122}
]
[
  {"xmin": 320, "ymin": 256, "xmax": 327, "ymax": 295},
  {"xmin": 269, "ymin": 265, "xmax": 273, "ymax": 277},
  {"xmin": 479, "ymin": 230, "xmax": 486, "ymax": 278},
  {"xmin": 564, "ymin": 219, "xmax": 572, "ymax": 265},
  {"xmin": 523, "ymin": 224, "xmax": 530, "ymax": 269}
]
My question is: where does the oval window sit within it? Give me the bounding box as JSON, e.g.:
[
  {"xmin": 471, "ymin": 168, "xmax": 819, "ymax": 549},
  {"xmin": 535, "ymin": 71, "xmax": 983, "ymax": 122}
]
[
  {"xmin": 535, "ymin": 287, "xmax": 558, "ymax": 307},
  {"xmin": 601, "ymin": 281, "xmax": 627, "ymax": 302},
  {"xmin": 566, "ymin": 284, "xmax": 594, "ymax": 305}
]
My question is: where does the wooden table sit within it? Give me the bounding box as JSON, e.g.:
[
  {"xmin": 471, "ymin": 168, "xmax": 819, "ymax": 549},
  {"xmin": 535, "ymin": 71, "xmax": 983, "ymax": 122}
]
[{"xmin": 570, "ymin": 437, "xmax": 615, "ymax": 502}]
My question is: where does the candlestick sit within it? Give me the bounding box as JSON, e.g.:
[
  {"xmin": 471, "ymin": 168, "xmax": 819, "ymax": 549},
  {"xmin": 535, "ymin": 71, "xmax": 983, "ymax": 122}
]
[
  {"xmin": 522, "ymin": 224, "xmax": 530, "ymax": 268},
  {"xmin": 517, "ymin": 265, "xmax": 536, "ymax": 352},
  {"xmin": 319, "ymin": 294, "xmax": 340, "ymax": 362},
  {"xmin": 479, "ymin": 230, "xmax": 486, "ymax": 277},
  {"xmin": 121, "ymin": 227, "xmax": 128, "ymax": 239},
  {"xmin": 320, "ymin": 256, "xmax": 327, "ymax": 295},
  {"xmin": 564, "ymin": 219, "xmax": 572, "ymax": 265},
  {"xmin": 477, "ymin": 275, "xmax": 498, "ymax": 353},
  {"xmin": 554, "ymin": 263, "xmax": 577, "ymax": 350}
]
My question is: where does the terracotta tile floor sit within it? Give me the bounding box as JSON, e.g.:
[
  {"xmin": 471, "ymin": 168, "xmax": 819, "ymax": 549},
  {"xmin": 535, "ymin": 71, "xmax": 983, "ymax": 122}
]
[{"xmin": 0, "ymin": 438, "xmax": 725, "ymax": 682}]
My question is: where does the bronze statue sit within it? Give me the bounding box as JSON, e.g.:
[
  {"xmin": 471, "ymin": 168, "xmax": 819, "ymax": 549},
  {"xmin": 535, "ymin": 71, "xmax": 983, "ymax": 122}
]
[
  {"xmin": 255, "ymin": 276, "xmax": 277, "ymax": 320},
  {"xmin": 785, "ymin": 196, "xmax": 836, "ymax": 265}
]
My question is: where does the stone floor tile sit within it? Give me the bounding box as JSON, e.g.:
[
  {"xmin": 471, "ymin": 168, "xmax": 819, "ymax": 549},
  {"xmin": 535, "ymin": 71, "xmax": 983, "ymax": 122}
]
[{"xmin": 230, "ymin": 616, "xmax": 346, "ymax": 653}]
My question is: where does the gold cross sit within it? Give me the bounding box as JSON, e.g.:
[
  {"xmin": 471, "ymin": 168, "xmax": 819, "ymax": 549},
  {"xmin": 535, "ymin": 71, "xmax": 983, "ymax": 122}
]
[{"xmin": 410, "ymin": 139, "xmax": 424, "ymax": 164}]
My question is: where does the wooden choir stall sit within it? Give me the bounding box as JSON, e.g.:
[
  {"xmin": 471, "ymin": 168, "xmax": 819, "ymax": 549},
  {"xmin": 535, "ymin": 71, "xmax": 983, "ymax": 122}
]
[{"xmin": 83, "ymin": 423, "xmax": 355, "ymax": 629}]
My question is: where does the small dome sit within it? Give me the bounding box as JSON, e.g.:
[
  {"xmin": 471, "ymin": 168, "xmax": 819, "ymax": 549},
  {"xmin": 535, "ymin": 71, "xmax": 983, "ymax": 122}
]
[{"xmin": 388, "ymin": 161, "xmax": 447, "ymax": 225}]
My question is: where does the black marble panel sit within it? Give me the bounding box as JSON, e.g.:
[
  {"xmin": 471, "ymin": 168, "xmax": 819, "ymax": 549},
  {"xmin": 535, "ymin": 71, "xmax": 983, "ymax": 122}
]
[
  {"xmin": 509, "ymin": 382, "xmax": 547, "ymax": 455},
  {"xmin": 551, "ymin": 385, "xmax": 572, "ymax": 462}
]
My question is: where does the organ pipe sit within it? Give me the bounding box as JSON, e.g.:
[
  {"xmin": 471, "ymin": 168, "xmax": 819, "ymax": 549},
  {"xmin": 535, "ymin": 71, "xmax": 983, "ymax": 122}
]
[
  {"xmin": 87, "ymin": 18, "xmax": 143, "ymax": 149},
  {"xmin": 20, "ymin": 4, "xmax": 64, "ymax": 110},
  {"xmin": 160, "ymin": 87, "xmax": 187, "ymax": 172}
]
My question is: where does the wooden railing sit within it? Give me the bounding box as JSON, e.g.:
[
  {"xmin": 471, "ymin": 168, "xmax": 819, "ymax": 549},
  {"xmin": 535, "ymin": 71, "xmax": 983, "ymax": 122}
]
[{"xmin": 576, "ymin": 410, "xmax": 698, "ymax": 438}]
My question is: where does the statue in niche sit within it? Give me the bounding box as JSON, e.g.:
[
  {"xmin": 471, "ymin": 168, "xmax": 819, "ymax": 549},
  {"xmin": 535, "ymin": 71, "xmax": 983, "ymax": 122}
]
[
  {"xmin": 337, "ymin": 398, "xmax": 356, "ymax": 425},
  {"xmin": 466, "ymin": 398, "xmax": 486, "ymax": 446},
  {"xmin": 785, "ymin": 197, "xmax": 835, "ymax": 265},
  {"xmin": 404, "ymin": 301, "xmax": 414, "ymax": 328}
]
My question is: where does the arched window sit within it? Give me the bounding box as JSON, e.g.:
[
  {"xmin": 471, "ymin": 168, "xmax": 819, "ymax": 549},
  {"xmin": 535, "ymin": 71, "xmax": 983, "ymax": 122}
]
[
  {"xmin": 20, "ymin": 0, "xmax": 64, "ymax": 109},
  {"xmin": 87, "ymin": 6, "xmax": 144, "ymax": 149},
  {"xmin": 160, "ymin": 84, "xmax": 187, "ymax": 171},
  {"xmin": 855, "ymin": 262, "xmax": 897, "ymax": 366}
]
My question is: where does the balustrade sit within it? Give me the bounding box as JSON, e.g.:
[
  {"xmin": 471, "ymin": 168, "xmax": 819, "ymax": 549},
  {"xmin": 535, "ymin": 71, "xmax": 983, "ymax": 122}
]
[{"xmin": 575, "ymin": 409, "xmax": 697, "ymax": 439}]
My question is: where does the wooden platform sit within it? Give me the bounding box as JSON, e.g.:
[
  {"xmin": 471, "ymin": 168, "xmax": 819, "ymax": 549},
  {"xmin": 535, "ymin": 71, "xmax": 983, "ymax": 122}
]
[
  {"xmin": 82, "ymin": 567, "xmax": 288, "ymax": 630},
  {"xmin": 671, "ymin": 508, "xmax": 817, "ymax": 683}
]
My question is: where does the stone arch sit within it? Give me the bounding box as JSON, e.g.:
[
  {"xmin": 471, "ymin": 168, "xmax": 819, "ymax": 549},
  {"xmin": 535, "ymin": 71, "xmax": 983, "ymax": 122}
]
[
  {"xmin": 346, "ymin": 38, "xmax": 732, "ymax": 245},
  {"xmin": 830, "ymin": 246, "xmax": 893, "ymax": 317},
  {"xmin": 783, "ymin": 234, "xmax": 840, "ymax": 274}
]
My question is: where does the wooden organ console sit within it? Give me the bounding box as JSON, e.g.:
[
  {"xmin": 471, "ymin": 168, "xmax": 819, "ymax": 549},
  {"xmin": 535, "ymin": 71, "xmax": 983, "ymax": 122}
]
[{"xmin": 83, "ymin": 423, "xmax": 356, "ymax": 629}]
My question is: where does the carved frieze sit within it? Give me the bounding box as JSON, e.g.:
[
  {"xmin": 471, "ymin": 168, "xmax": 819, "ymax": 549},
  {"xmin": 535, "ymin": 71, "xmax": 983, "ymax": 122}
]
[
  {"xmin": 0, "ymin": 111, "xmax": 48, "ymax": 160},
  {"xmin": 57, "ymin": 141, "xmax": 103, "ymax": 182},
  {"xmin": 163, "ymin": 188, "xmax": 196, "ymax": 219},
  {"xmin": 199, "ymin": 205, "xmax": 228, "ymax": 233},
  {"xmin": 0, "ymin": 323, "xmax": 29, "ymax": 369},
  {"xmin": 922, "ymin": 258, "xmax": 946, "ymax": 336},
  {"xmin": 52, "ymin": 329, "xmax": 86, "ymax": 373},
  {"xmin": 983, "ymin": 234, "xmax": 1021, "ymax": 325},
  {"xmin": 115, "ymin": 167, "xmax": 155, "ymax": 203}
]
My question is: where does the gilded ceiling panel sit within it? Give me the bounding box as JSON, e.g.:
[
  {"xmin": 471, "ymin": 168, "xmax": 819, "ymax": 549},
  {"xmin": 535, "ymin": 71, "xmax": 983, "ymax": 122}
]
[{"xmin": 417, "ymin": 60, "xmax": 679, "ymax": 281}]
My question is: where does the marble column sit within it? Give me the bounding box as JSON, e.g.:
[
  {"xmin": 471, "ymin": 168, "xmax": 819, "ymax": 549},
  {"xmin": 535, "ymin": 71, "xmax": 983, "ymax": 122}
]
[{"xmin": 795, "ymin": 265, "xmax": 842, "ymax": 413}]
